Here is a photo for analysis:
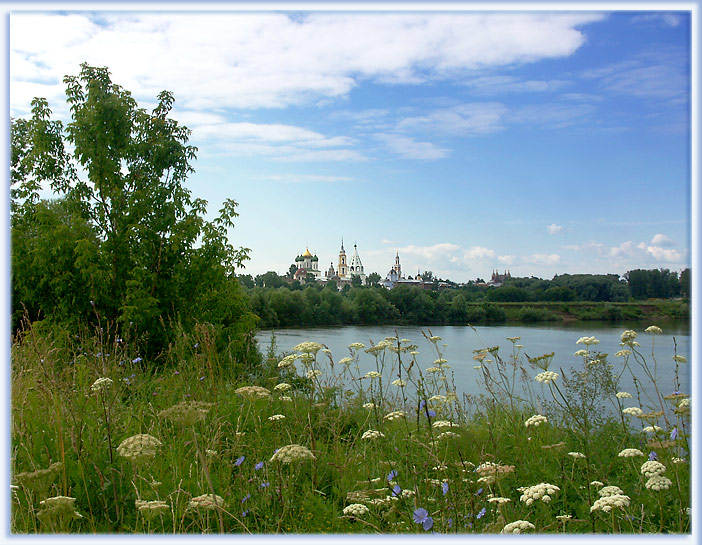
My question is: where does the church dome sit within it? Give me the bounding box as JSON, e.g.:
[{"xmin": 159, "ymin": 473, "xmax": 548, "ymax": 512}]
[
  {"xmin": 311, "ymin": 255, "xmax": 319, "ymax": 262},
  {"xmin": 295, "ymin": 255, "xmax": 303, "ymax": 262},
  {"xmin": 302, "ymin": 248, "xmax": 313, "ymax": 258}
]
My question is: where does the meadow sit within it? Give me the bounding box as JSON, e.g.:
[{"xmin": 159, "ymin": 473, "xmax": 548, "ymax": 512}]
[{"xmin": 10, "ymin": 322, "xmax": 690, "ymax": 534}]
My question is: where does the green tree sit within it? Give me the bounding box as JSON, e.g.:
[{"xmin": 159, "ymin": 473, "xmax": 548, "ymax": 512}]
[
  {"xmin": 367, "ymin": 272, "xmax": 381, "ymax": 287},
  {"xmin": 11, "ymin": 64, "xmax": 258, "ymax": 364},
  {"xmin": 288, "ymin": 264, "xmax": 298, "ymax": 278}
]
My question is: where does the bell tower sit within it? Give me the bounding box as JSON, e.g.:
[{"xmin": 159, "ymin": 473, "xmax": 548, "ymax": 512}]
[{"xmin": 338, "ymin": 239, "xmax": 348, "ymax": 278}]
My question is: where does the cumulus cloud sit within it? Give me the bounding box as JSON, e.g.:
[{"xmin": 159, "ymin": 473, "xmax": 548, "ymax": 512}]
[
  {"xmin": 651, "ymin": 233, "xmax": 675, "ymax": 247},
  {"xmin": 10, "ymin": 12, "xmax": 603, "ymax": 115},
  {"xmin": 464, "ymin": 246, "xmax": 496, "ymax": 260},
  {"xmin": 498, "ymin": 255, "xmax": 515, "ymax": 265},
  {"xmin": 547, "ymin": 223, "xmax": 563, "ymax": 235},
  {"xmin": 524, "ymin": 253, "xmax": 561, "ymax": 266}
]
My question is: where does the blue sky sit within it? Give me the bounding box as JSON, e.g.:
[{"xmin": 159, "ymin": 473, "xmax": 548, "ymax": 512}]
[{"xmin": 7, "ymin": 7, "xmax": 694, "ymax": 283}]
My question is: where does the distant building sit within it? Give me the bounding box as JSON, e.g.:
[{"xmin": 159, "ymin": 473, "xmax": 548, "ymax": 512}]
[
  {"xmin": 293, "ymin": 248, "xmax": 321, "ymax": 279},
  {"xmin": 487, "ymin": 270, "xmax": 511, "ymax": 287},
  {"xmin": 381, "ymin": 252, "xmax": 432, "ymax": 289}
]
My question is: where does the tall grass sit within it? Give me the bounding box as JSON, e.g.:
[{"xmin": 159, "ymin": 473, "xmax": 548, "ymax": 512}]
[{"xmin": 11, "ymin": 322, "xmax": 690, "ymax": 534}]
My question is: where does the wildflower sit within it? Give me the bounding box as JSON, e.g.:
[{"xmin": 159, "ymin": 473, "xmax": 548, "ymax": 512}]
[
  {"xmin": 387, "ymin": 470, "xmax": 398, "ymax": 482},
  {"xmin": 135, "ymin": 500, "xmax": 169, "ymax": 521},
  {"xmin": 234, "ymin": 456, "xmax": 245, "ymax": 466},
  {"xmin": 488, "ymin": 497, "xmax": 511, "ymax": 505},
  {"xmin": 477, "ymin": 507, "xmax": 486, "ymax": 518},
  {"xmin": 90, "ymin": 377, "xmax": 113, "ymax": 393},
  {"xmin": 235, "ymin": 385, "xmax": 272, "ymax": 401},
  {"xmin": 501, "ymin": 520, "xmax": 535, "ymax": 534},
  {"xmin": 268, "ymin": 414, "xmax": 286, "ymax": 422},
  {"xmin": 159, "ymin": 401, "xmax": 214, "ymax": 426},
  {"xmin": 556, "ymin": 514, "xmax": 572, "ymax": 521},
  {"xmin": 188, "ymin": 494, "xmax": 225, "ymax": 511},
  {"xmin": 645, "ymin": 326, "xmax": 663, "ymax": 334},
  {"xmin": 413, "ymin": 507, "xmax": 434, "ymax": 531},
  {"xmin": 434, "ymin": 358, "xmax": 448, "ymax": 365},
  {"xmin": 37, "ymin": 496, "xmax": 82, "ymax": 527},
  {"xmin": 384, "ymin": 410, "xmax": 407, "ymax": 421},
  {"xmin": 524, "ymin": 414, "xmax": 548, "ymax": 428},
  {"xmin": 442, "ymin": 481, "xmax": 449, "ymax": 496},
  {"xmin": 473, "ymin": 352, "xmax": 487, "ymax": 361},
  {"xmin": 576, "ymin": 336, "xmax": 600, "ymax": 346},
  {"xmin": 306, "ymin": 369, "xmax": 322, "ymax": 379},
  {"xmin": 391, "ymin": 484, "xmax": 401, "ymax": 497},
  {"xmin": 615, "ymin": 350, "xmax": 632, "ymax": 358},
  {"xmin": 391, "ymin": 378, "xmax": 407, "ymax": 387},
  {"xmin": 269, "ymin": 444, "xmax": 315, "ymax": 464},
  {"xmin": 14, "ymin": 462, "xmax": 63, "ymax": 496},
  {"xmin": 535, "ymin": 371, "xmax": 558, "ymax": 384},
  {"xmin": 281, "ymin": 396, "xmax": 292, "ymax": 402},
  {"xmin": 364, "ymin": 371, "xmax": 381, "ymax": 379},
  {"xmin": 643, "ymin": 425, "xmax": 662, "ymax": 433},
  {"xmin": 425, "ymin": 367, "xmax": 441, "ymax": 374},
  {"xmin": 429, "ymin": 336, "xmax": 441, "ymax": 343},
  {"xmin": 362, "ymin": 430, "xmax": 384, "ymax": 440},
  {"xmin": 672, "ymin": 457, "xmax": 686, "ymax": 464},
  {"xmin": 363, "ymin": 402, "xmax": 376, "ymax": 410},
  {"xmin": 293, "ymin": 342, "xmax": 323, "ymax": 354},
  {"xmin": 618, "ymin": 448, "xmax": 644, "ymax": 458},
  {"xmin": 568, "ymin": 452, "xmax": 586, "ymax": 459},
  {"xmin": 507, "ymin": 336, "xmax": 521, "ymax": 342},
  {"xmin": 672, "ymin": 355, "xmax": 687, "ymax": 363},
  {"xmin": 616, "ymin": 391, "xmax": 632, "ymax": 399},
  {"xmin": 343, "ymin": 503, "xmax": 370, "ymax": 518},
  {"xmin": 132, "ymin": 357, "xmax": 142, "ymax": 364},
  {"xmin": 622, "ymin": 407, "xmax": 643, "ymax": 417},
  {"xmin": 675, "ymin": 398, "xmax": 691, "ymax": 414},
  {"xmin": 255, "ymin": 461, "xmax": 264, "ymax": 470},
  {"xmin": 645, "ymin": 475, "xmax": 672, "ymax": 491},
  {"xmin": 349, "ymin": 342, "xmax": 365, "ymax": 350},
  {"xmin": 277, "ymin": 354, "xmax": 299, "ymax": 369},
  {"xmin": 116, "ymin": 434, "xmax": 161, "ymax": 465},
  {"xmin": 670, "ymin": 428, "xmax": 678, "ymax": 441},
  {"xmin": 641, "ymin": 461, "xmax": 666, "ymax": 478},
  {"xmin": 590, "ymin": 481, "xmax": 604, "ymax": 487},
  {"xmin": 648, "ymin": 451, "xmax": 658, "ymax": 461},
  {"xmin": 429, "ymin": 395, "xmax": 446, "ymax": 403},
  {"xmin": 591, "ymin": 494, "xmax": 630, "ymax": 513},
  {"xmin": 598, "ymin": 486, "xmax": 624, "ymax": 497},
  {"xmin": 274, "ymin": 383, "xmax": 291, "ymax": 392},
  {"xmin": 620, "ymin": 330, "xmax": 638, "ymax": 343},
  {"xmin": 432, "ymin": 420, "xmax": 459, "ymax": 429},
  {"xmin": 520, "ymin": 483, "xmax": 560, "ymax": 505},
  {"xmin": 339, "ymin": 357, "xmax": 353, "ymax": 365},
  {"xmin": 260, "ymin": 482, "xmax": 270, "ymax": 489},
  {"xmin": 366, "ymin": 340, "xmax": 393, "ymax": 354},
  {"xmin": 574, "ymin": 349, "xmax": 588, "ymax": 357}
]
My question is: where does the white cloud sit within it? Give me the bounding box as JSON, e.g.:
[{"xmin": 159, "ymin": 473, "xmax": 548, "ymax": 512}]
[
  {"xmin": 400, "ymin": 243, "xmax": 461, "ymax": 260},
  {"xmin": 10, "ymin": 12, "xmax": 603, "ymax": 115},
  {"xmin": 498, "ymin": 255, "xmax": 515, "ymax": 265},
  {"xmin": 651, "ymin": 233, "xmax": 675, "ymax": 247},
  {"xmin": 463, "ymin": 75, "xmax": 569, "ymax": 95},
  {"xmin": 397, "ymin": 103, "xmax": 508, "ymax": 136},
  {"xmin": 524, "ymin": 253, "xmax": 561, "ymax": 265},
  {"xmin": 646, "ymin": 246, "xmax": 683, "ymax": 262},
  {"xmin": 464, "ymin": 246, "xmax": 496, "ymax": 260},
  {"xmin": 547, "ymin": 223, "xmax": 563, "ymax": 235},
  {"xmin": 374, "ymin": 134, "xmax": 449, "ymax": 160}
]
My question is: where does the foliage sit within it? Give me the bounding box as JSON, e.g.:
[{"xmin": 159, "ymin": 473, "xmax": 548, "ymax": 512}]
[{"xmin": 11, "ymin": 64, "xmax": 258, "ymax": 365}]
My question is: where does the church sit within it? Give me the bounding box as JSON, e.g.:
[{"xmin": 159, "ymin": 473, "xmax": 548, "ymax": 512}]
[{"xmin": 325, "ymin": 240, "xmax": 366, "ymax": 286}]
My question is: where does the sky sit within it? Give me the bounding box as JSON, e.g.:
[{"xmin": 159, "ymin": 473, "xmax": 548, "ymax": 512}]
[{"xmin": 6, "ymin": 5, "xmax": 696, "ymax": 284}]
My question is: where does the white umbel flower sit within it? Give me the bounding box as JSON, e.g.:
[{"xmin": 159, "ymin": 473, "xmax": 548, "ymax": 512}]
[
  {"xmin": 270, "ymin": 444, "xmax": 315, "ymax": 464},
  {"xmin": 501, "ymin": 520, "xmax": 535, "ymax": 534},
  {"xmin": 519, "ymin": 483, "xmax": 560, "ymax": 505},
  {"xmin": 645, "ymin": 475, "xmax": 672, "ymax": 491},
  {"xmin": 525, "ymin": 414, "xmax": 548, "ymax": 427},
  {"xmin": 343, "ymin": 503, "xmax": 370, "ymax": 518},
  {"xmin": 362, "ymin": 430, "xmax": 385, "ymax": 440},
  {"xmin": 535, "ymin": 371, "xmax": 558, "ymax": 384},
  {"xmin": 618, "ymin": 448, "xmax": 644, "ymax": 458},
  {"xmin": 591, "ymin": 494, "xmax": 630, "ymax": 513},
  {"xmin": 641, "ymin": 461, "xmax": 666, "ymax": 478}
]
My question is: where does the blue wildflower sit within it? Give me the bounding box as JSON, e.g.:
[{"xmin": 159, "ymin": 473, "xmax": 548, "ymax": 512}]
[
  {"xmin": 132, "ymin": 357, "xmax": 142, "ymax": 364},
  {"xmin": 442, "ymin": 481, "xmax": 449, "ymax": 496},
  {"xmin": 670, "ymin": 428, "xmax": 678, "ymax": 441},
  {"xmin": 392, "ymin": 484, "xmax": 401, "ymax": 497},
  {"xmin": 199, "ymin": 376, "xmax": 206, "ymax": 381},
  {"xmin": 242, "ymin": 509, "xmax": 249, "ymax": 517},
  {"xmin": 649, "ymin": 451, "xmax": 658, "ymax": 461},
  {"xmin": 387, "ymin": 470, "xmax": 397, "ymax": 482},
  {"xmin": 427, "ymin": 409, "xmax": 436, "ymax": 418},
  {"xmin": 235, "ymin": 456, "xmax": 245, "ymax": 467},
  {"xmin": 260, "ymin": 482, "xmax": 270, "ymax": 488},
  {"xmin": 255, "ymin": 461, "xmax": 264, "ymax": 470},
  {"xmin": 475, "ymin": 488, "xmax": 483, "ymax": 496},
  {"xmin": 413, "ymin": 508, "xmax": 434, "ymax": 531},
  {"xmin": 477, "ymin": 507, "xmax": 486, "ymax": 519},
  {"xmin": 447, "ymin": 518, "xmax": 453, "ymax": 529},
  {"xmin": 242, "ymin": 493, "xmax": 250, "ymax": 503}
]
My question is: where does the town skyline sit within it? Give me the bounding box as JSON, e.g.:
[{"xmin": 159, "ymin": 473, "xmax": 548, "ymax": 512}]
[{"xmin": 7, "ymin": 8, "xmax": 693, "ymax": 284}]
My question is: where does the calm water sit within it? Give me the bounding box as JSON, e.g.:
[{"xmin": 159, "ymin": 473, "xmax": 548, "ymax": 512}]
[{"xmin": 257, "ymin": 322, "xmax": 691, "ymax": 407}]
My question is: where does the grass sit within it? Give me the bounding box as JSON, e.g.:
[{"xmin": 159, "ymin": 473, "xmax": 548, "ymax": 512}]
[{"xmin": 10, "ymin": 322, "xmax": 691, "ymax": 534}]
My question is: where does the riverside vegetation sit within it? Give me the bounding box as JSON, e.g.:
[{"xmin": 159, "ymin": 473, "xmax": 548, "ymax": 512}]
[{"xmin": 11, "ymin": 323, "xmax": 690, "ymax": 534}]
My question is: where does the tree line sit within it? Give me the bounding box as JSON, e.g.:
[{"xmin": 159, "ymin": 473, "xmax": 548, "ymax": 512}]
[{"xmin": 237, "ymin": 268, "xmax": 690, "ymax": 329}]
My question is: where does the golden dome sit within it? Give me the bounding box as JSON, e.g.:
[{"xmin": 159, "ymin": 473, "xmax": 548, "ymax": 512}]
[{"xmin": 302, "ymin": 248, "xmax": 313, "ymax": 258}]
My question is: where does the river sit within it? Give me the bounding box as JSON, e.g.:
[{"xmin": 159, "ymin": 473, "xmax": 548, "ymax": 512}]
[{"xmin": 256, "ymin": 322, "xmax": 691, "ymax": 412}]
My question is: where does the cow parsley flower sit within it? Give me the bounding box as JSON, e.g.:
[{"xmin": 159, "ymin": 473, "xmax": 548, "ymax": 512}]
[
  {"xmin": 645, "ymin": 475, "xmax": 672, "ymax": 491},
  {"xmin": 343, "ymin": 503, "xmax": 369, "ymax": 518},
  {"xmin": 277, "ymin": 354, "xmax": 299, "ymax": 369},
  {"xmin": 348, "ymin": 342, "xmax": 365, "ymax": 350},
  {"xmin": 641, "ymin": 461, "xmax": 666, "ymax": 478},
  {"xmin": 116, "ymin": 434, "xmax": 161, "ymax": 465},
  {"xmin": 391, "ymin": 379, "xmax": 407, "ymax": 387},
  {"xmin": 364, "ymin": 371, "xmax": 381, "ymax": 379},
  {"xmin": 520, "ymin": 483, "xmax": 559, "ymax": 505},
  {"xmin": 673, "ymin": 355, "xmax": 687, "ymax": 363},
  {"xmin": 535, "ymin": 371, "xmax": 558, "ymax": 384},
  {"xmin": 274, "ymin": 383, "xmax": 292, "ymax": 392},
  {"xmin": 525, "ymin": 414, "xmax": 548, "ymax": 428},
  {"xmin": 268, "ymin": 414, "xmax": 285, "ymax": 422},
  {"xmin": 616, "ymin": 391, "xmax": 633, "ymax": 399},
  {"xmin": 501, "ymin": 520, "xmax": 535, "ymax": 534},
  {"xmin": 362, "ymin": 430, "xmax": 384, "ymax": 440},
  {"xmin": 188, "ymin": 494, "xmax": 225, "ymax": 511},
  {"xmin": 598, "ymin": 485, "xmax": 624, "ymax": 497},
  {"xmin": 293, "ymin": 342, "xmax": 323, "ymax": 354},
  {"xmin": 136, "ymin": 500, "xmax": 169, "ymax": 521},
  {"xmin": 339, "ymin": 357, "xmax": 353, "ymax": 366},
  {"xmin": 622, "ymin": 407, "xmax": 643, "ymax": 417},
  {"xmin": 363, "ymin": 402, "xmax": 376, "ymax": 410},
  {"xmin": 384, "ymin": 410, "xmax": 407, "ymax": 421},
  {"xmin": 590, "ymin": 494, "xmax": 630, "ymax": 513},
  {"xmin": 91, "ymin": 377, "xmax": 113, "ymax": 393},
  {"xmin": 234, "ymin": 386, "xmax": 272, "ymax": 400},
  {"xmin": 618, "ymin": 448, "xmax": 644, "ymax": 458},
  {"xmin": 645, "ymin": 326, "xmax": 663, "ymax": 334},
  {"xmin": 568, "ymin": 452, "xmax": 586, "ymax": 459},
  {"xmin": 269, "ymin": 444, "xmax": 315, "ymax": 464}
]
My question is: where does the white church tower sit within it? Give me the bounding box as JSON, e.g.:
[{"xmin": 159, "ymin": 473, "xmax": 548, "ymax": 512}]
[{"xmin": 348, "ymin": 243, "xmax": 366, "ymax": 285}]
